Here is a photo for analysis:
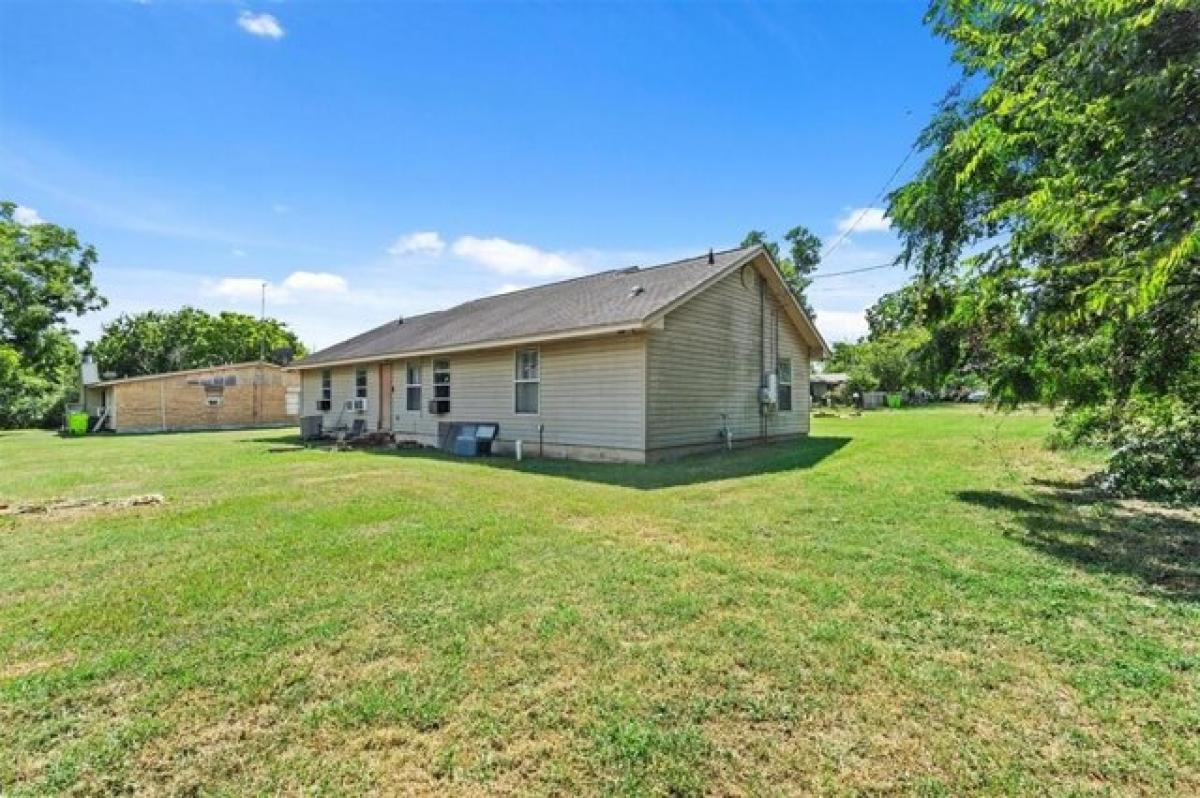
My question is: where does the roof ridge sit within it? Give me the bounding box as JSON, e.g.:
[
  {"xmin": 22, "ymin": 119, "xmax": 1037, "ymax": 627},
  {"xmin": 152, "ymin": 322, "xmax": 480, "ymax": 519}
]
[
  {"xmin": 451, "ymin": 244, "xmax": 758, "ymax": 306},
  {"xmin": 453, "ymin": 266, "xmax": 622, "ymax": 307},
  {"xmin": 631, "ymin": 243, "xmax": 759, "ymax": 273}
]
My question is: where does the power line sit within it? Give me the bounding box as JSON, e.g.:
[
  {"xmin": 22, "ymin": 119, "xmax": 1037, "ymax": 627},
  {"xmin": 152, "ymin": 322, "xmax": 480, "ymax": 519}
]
[
  {"xmin": 809, "ymin": 261, "xmax": 898, "ymax": 281},
  {"xmin": 820, "ymin": 142, "xmax": 920, "ymax": 260}
]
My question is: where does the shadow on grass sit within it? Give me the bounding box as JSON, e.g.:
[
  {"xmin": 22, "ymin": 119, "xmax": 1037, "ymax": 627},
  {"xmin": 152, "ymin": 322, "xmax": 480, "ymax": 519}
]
[
  {"xmin": 490, "ymin": 436, "xmax": 852, "ymax": 489},
  {"xmin": 89, "ymin": 424, "xmax": 298, "ymax": 439},
  {"xmin": 957, "ymin": 485, "xmax": 1200, "ymax": 603},
  {"xmin": 253, "ymin": 434, "xmax": 853, "ymax": 490}
]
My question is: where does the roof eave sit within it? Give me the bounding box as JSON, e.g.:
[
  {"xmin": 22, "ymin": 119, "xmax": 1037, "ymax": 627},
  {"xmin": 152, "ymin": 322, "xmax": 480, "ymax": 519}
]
[
  {"xmin": 287, "ymin": 321, "xmax": 647, "ymax": 371},
  {"xmin": 643, "ymin": 246, "xmax": 832, "ymax": 360},
  {"xmin": 639, "ymin": 246, "xmax": 763, "ymax": 328}
]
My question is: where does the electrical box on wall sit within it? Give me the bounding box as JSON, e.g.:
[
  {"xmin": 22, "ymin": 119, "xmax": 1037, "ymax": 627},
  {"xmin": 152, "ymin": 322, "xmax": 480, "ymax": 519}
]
[{"xmin": 759, "ymin": 372, "xmax": 779, "ymax": 406}]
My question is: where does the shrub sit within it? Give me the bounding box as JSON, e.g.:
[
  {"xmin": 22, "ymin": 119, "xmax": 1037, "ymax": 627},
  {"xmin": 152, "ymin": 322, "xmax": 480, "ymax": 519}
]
[
  {"xmin": 1101, "ymin": 401, "xmax": 1200, "ymax": 504},
  {"xmin": 1047, "ymin": 404, "xmax": 1114, "ymax": 450}
]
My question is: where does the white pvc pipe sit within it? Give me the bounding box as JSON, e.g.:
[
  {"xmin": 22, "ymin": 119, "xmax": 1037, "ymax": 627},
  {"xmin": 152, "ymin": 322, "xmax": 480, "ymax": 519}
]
[{"xmin": 515, "ymin": 439, "xmax": 523, "ymax": 461}]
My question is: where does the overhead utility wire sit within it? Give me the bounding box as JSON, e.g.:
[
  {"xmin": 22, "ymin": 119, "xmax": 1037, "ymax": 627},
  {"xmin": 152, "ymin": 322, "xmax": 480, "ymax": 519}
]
[
  {"xmin": 809, "ymin": 261, "xmax": 897, "ymax": 281},
  {"xmin": 819, "ymin": 141, "xmax": 920, "ymax": 261}
]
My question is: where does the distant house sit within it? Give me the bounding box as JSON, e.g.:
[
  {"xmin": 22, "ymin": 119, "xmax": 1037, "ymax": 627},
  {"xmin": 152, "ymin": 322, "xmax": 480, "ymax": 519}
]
[
  {"xmin": 810, "ymin": 371, "xmax": 849, "ymax": 402},
  {"xmin": 80, "ymin": 361, "xmax": 300, "ymax": 434},
  {"xmin": 292, "ymin": 245, "xmax": 830, "ymax": 462}
]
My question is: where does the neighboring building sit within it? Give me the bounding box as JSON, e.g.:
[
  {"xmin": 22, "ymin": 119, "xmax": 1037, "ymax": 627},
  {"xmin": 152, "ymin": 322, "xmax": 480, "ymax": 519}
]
[
  {"xmin": 810, "ymin": 371, "xmax": 849, "ymax": 402},
  {"xmin": 80, "ymin": 361, "xmax": 300, "ymax": 434},
  {"xmin": 292, "ymin": 245, "xmax": 830, "ymax": 462}
]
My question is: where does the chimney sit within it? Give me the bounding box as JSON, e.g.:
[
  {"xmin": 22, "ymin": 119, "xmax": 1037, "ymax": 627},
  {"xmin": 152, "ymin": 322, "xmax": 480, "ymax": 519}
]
[
  {"xmin": 81, "ymin": 354, "xmax": 100, "ymax": 386},
  {"xmin": 707, "ymin": 248, "xmax": 714, "ymax": 265}
]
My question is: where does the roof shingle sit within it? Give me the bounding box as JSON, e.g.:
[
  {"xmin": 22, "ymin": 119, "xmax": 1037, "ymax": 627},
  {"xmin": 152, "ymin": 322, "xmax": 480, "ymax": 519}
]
[{"xmin": 296, "ymin": 246, "xmax": 761, "ymax": 367}]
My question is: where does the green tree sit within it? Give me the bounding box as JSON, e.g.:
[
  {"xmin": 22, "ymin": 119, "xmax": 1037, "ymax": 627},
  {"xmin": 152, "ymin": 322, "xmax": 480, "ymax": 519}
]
[
  {"xmin": 89, "ymin": 307, "xmax": 306, "ymax": 378},
  {"xmin": 887, "ymin": 0, "xmax": 1200, "ymax": 497},
  {"xmin": 740, "ymin": 226, "xmax": 822, "ymax": 318},
  {"xmin": 0, "ymin": 202, "xmax": 104, "ymax": 427},
  {"xmin": 823, "ymin": 325, "xmax": 934, "ymax": 396},
  {"xmin": 825, "ymin": 340, "xmax": 864, "ymax": 374}
]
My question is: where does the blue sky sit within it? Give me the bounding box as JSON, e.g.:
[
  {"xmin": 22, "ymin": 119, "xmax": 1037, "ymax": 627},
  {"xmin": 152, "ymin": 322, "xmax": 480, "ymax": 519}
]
[{"xmin": 1, "ymin": 1, "xmax": 956, "ymax": 350}]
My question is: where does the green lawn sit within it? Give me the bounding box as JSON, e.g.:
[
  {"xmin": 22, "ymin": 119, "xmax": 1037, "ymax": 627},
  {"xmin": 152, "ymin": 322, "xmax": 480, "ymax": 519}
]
[{"xmin": 1, "ymin": 406, "xmax": 1197, "ymax": 795}]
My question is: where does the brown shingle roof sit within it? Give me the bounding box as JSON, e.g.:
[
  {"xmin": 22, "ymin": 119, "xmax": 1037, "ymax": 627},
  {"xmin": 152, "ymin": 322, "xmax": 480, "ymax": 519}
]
[{"xmin": 296, "ymin": 246, "xmax": 766, "ymax": 367}]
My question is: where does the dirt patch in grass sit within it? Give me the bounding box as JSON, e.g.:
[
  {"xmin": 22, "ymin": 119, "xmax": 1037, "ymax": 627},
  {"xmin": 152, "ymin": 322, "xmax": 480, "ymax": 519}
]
[{"xmin": 0, "ymin": 493, "xmax": 165, "ymax": 519}]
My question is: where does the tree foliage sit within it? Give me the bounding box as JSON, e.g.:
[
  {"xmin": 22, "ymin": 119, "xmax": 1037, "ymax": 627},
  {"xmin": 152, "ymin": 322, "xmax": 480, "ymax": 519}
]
[
  {"xmin": 826, "ymin": 326, "xmax": 933, "ymax": 395},
  {"xmin": 0, "ymin": 202, "xmax": 103, "ymax": 427},
  {"xmin": 740, "ymin": 226, "xmax": 822, "ymax": 318},
  {"xmin": 885, "ymin": 0, "xmax": 1199, "ymax": 498},
  {"xmin": 89, "ymin": 307, "xmax": 307, "ymax": 378}
]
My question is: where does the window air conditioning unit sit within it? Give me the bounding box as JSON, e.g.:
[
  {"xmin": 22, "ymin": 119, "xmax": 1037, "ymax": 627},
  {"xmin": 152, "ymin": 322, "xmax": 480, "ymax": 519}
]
[
  {"xmin": 759, "ymin": 372, "xmax": 779, "ymax": 406},
  {"xmin": 428, "ymin": 399, "xmax": 450, "ymax": 415},
  {"xmin": 345, "ymin": 398, "xmax": 368, "ymax": 413}
]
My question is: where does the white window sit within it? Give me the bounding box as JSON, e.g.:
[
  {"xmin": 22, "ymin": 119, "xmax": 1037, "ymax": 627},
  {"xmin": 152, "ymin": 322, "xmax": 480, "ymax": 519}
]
[
  {"xmin": 405, "ymin": 362, "xmax": 421, "ymax": 412},
  {"xmin": 432, "ymin": 359, "xmax": 450, "ymax": 413},
  {"xmin": 206, "ymin": 395, "xmax": 223, "ymax": 407},
  {"xmin": 319, "ymin": 369, "xmax": 332, "ymax": 411},
  {"xmin": 514, "ymin": 348, "xmax": 539, "ymax": 414},
  {"xmin": 355, "ymin": 368, "xmax": 368, "ymax": 399},
  {"xmin": 777, "ymin": 358, "xmax": 793, "ymax": 412}
]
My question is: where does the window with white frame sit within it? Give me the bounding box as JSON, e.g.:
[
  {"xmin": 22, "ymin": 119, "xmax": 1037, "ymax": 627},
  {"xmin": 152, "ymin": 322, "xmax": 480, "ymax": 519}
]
[
  {"xmin": 405, "ymin": 362, "xmax": 421, "ymax": 412},
  {"xmin": 432, "ymin": 358, "xmax": 450, "ymax": 413},
  {"xmin": 514, "ymin": 347, "xmax": 540, "ymax": 414},
  {"xmin": 355, "ymin": 367, "xmax": 368, "ymax": 399},
  {"xmin": 318, "ymin": 369, "xmax": 332, "ymax": 411},
  {"xmin": 777, "ymin": 357, "xmax": 793, "ymax": 412}
]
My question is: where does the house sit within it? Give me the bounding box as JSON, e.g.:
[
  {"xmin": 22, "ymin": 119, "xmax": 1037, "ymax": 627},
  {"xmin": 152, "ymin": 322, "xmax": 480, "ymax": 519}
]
[
  {"xmin": 292, "ymin": 244, "xmax": 830, "ymax": 462},
  {"xmin": 810, "ymin": 371, "xmax": 849, "ymax": 403},
  {"xmin": 80, "ymin": 360, "xmax": 300, "ymax": 434}
]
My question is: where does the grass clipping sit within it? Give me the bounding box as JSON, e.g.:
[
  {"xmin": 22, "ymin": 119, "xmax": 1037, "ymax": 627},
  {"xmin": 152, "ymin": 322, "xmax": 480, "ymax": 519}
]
[{"xmin": 0, "ymin": 494, "xmax": 165, "ymax": 516}]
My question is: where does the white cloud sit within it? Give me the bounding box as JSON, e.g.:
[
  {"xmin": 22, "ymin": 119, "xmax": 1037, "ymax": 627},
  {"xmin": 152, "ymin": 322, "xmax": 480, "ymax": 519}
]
[
  {"xmin": 210, "ymin": 277, "xmax": 269, "ymax": 302},
  {"xmin": 492, "ymin": 283, "xmax": 528, "ymax": 295},
  {"xmin": 388, "ymin": 231, "xmax": 445, "ymax": 257},
  {"xmin": 813, "ymin": 309, "xmax": 869, "ymax": 344},
  {"xmin": 272, "ymin": 203, "xmax": 290, "ymax": 215},
  {"xmin": 451, "ymin": 236, "xmax": 583, "ymax": 277},
  {"xmin": 208, "ymin": 270, "xmax": 347, "ymax": 305},
  {"xmin": 231, "ymin": 248, "xmax": 247, "ymax": 258},
  {"xmin": 835, "ymin": 207, "xmax": 891, "ymax": 235},
  {"xmin": 281, "ymin": 271, "xmax": 348, "ymax": 293},
  {"xmin": 13, "ymin": 205, "xmax": 45, "ymax": 226},
  {"xmin": 237, "ymin": 11, "xmax": 285, "ymax": 40}
]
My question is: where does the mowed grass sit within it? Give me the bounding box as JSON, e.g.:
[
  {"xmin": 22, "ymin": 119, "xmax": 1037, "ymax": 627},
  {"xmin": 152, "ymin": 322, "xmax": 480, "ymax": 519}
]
[{"xmin": 1, "ymin": 406, "xmax": 1197, "ymax": 795}]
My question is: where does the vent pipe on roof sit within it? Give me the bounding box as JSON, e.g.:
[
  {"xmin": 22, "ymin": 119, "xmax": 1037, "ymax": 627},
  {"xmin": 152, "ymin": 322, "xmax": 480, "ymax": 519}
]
[
  {"xmin": 629, "ymin": 285, "xmax": 644, "ymax": 297},
  {"xmin": 707, "ymin": 248, "xmax": 714, "ymax": 265}
]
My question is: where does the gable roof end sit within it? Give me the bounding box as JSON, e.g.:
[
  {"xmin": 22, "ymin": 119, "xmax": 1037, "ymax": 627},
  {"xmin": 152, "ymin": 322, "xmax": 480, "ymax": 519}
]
[{"xmin": 293, "ymin": 245, "xmax": 829, "ymax": 368}]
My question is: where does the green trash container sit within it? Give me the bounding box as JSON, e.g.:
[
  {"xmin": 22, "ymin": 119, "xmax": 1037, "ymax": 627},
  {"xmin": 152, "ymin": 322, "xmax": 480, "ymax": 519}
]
[
  {"xmin": 67, "ymin": 412, "xmax": 89, "ymax": 436},
  {"xmin": 886, "ymin": 393, "xmax": 903, "ymax": 409}
]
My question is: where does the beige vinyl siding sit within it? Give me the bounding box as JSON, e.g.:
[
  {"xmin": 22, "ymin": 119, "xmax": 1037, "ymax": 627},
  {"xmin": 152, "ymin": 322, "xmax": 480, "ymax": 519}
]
[
  {"xmin": 377, "ymin": 332, "xmax": 646, "ymax": 454},
  {"xmin": 293, "ymin": 333, "xmax": 644, "ymax": 456},
  {"xmin": 645, "ymin": 263, "xmax": 811, "ymax": 451},
  {"xmin": 300, "ymin": 365, "xmax": 377, "ymax": 431}
]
